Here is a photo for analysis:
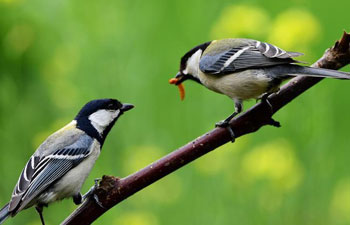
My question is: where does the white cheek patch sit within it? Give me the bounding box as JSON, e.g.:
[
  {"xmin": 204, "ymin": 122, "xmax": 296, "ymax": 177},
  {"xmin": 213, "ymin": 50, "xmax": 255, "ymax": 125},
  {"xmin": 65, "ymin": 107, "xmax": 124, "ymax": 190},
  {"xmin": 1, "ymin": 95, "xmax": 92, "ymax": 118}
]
[
  {"xmin": 184, "ymin": 49, "xmax": 202, "ymax": 78},
  {"xmin": 88, "ymin": 109, "xmax": 120, "ymax": 134}
]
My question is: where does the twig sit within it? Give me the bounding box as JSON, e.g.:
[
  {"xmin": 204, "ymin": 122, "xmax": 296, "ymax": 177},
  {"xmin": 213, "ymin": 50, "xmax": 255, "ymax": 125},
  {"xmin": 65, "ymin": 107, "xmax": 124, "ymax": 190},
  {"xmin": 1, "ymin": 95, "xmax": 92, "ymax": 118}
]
[{"xmin": 61, "ymin": 32, "xmax": 350, "ymax": 225}]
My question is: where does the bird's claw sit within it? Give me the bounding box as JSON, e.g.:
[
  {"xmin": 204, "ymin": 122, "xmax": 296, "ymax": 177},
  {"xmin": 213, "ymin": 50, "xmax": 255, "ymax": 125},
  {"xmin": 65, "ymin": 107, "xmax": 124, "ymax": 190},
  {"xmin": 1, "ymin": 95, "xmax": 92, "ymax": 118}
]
[
  {"xmin": 93, "ymin": 193, "xmax": 105, "ymax": 209},
  {"xmin": 264, "ymin": 99, "xmax": 273, "ymax": 114},
  {"xmin": 260, "ymin": 94, "xmax": 274, "ymax": 114},
  {"xmin": 94, "ymin": 178, "xmax": 101, "ymax": 187},
  {"xmin": 82, "ymin": 178, "xmax": 105, "ymax": 209},
  {"xmin": 215, "ymin": 120, "xmax": 229, "ymax": 127},
  {"xmin": 215, "ymin": 121, "xmax": 235, "ymax": 142}
]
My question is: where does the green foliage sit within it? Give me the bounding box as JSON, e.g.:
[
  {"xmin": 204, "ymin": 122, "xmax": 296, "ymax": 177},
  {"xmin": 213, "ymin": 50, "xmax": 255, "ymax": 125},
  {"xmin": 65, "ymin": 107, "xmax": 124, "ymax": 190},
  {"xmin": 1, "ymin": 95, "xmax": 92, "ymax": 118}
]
[{"xmin": 0, "ymin": 0, "xmax": 350, "ymax": 224}]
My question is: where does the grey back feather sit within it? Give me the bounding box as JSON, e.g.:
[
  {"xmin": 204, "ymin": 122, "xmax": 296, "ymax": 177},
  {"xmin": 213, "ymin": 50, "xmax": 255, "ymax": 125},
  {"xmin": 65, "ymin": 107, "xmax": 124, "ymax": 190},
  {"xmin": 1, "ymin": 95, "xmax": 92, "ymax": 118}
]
[
  {"xmin": 199, "ymin": 39, "xmax": 303, "ymax": 75},
  {"xmin": 9, "ymin": 131, "xmax": 93, "ymax": 214}
]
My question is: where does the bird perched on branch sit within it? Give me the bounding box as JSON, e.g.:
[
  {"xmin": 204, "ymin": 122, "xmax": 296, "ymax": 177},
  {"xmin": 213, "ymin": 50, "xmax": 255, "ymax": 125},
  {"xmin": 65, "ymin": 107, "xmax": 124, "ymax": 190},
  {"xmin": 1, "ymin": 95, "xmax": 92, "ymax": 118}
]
[
  {"xmin": 170, "ymin": 38, "xmax": 350, "ymax": 141},
  {"xmin": 0, "ymin": 99, "xmax": 134, "ymax": 225}
]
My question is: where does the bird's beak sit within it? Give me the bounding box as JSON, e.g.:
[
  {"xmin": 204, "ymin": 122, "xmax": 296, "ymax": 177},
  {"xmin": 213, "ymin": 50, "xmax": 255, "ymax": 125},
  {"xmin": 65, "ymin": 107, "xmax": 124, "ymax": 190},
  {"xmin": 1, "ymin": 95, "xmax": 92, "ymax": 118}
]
[
  {"xmin": 174, "ymin": 72, "xmax": 187, "ymax": 85},
  {"xmin": 121, "ymin": 103, "xmax": 134, "ymax": 112}
]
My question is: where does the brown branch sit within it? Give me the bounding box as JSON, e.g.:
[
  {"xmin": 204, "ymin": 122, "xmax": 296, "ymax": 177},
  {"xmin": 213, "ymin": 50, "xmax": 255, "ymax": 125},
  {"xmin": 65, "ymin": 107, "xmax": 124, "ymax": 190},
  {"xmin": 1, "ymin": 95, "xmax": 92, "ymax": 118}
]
[{"xmin": 61, "ymin": 32, "xmax": 350, "ymax": 225}]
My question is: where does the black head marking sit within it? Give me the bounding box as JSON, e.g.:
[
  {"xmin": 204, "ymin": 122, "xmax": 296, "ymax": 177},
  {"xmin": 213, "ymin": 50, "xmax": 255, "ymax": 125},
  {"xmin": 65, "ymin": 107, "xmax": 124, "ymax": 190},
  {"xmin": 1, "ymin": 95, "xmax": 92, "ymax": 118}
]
[
  {"xmin": 75, "ymin": 99, "xmax": 125, "ymax": 145},
  {"xmin": 179, "ymin": 41, "xmax": 211, "ymax": 72},
  {"xmin": 75, "ymin": 99, "xmax": 123, "ymax": 120}
]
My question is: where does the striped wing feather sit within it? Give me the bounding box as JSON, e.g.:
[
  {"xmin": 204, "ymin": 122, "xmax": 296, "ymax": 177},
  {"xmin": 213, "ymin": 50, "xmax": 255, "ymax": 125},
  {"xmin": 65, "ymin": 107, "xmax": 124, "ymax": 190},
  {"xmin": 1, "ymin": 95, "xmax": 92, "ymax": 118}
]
[
  {"xmin": 9, "ymin": 156, "xmax": 40, "ymax": 211},
  {"xmin": 9, "ymin": 136, "xmax": 93, "ymax": 213},
  {"xmin": 199, "ymin": 39, "xmax": 303, "ymax": 75}
]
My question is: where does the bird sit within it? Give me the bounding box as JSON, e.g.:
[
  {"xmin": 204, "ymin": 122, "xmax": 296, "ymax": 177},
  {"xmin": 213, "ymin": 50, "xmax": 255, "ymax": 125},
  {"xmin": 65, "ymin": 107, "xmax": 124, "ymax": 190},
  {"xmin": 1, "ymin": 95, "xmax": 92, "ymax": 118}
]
[
  {"xmin": 170, "ymin": 38, "xmax": 350, "ymax": 141},
  {"xmin": 0, "ymin": 98, "xmax": 134, "ymax": 225}
]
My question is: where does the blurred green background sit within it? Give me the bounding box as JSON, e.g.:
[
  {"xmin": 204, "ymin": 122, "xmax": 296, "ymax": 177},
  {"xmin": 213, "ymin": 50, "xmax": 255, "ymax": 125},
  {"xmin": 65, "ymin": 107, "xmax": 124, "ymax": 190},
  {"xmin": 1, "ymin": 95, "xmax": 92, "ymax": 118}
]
[{"xmin": 1, "ymin": 0, "xmax": 350, "ymax": 224}]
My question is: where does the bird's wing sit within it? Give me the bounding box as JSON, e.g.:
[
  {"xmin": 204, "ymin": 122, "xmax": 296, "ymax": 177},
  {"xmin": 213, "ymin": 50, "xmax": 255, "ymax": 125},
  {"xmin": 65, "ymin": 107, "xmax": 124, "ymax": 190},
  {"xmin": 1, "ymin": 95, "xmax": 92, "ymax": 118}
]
[
  {"xmin": 199, "ymin": 39, "xmax": 303, "ymax": 75},
  {"xmin": 9, "ymin": 134, "xmax": 94, "ymax": 213}
]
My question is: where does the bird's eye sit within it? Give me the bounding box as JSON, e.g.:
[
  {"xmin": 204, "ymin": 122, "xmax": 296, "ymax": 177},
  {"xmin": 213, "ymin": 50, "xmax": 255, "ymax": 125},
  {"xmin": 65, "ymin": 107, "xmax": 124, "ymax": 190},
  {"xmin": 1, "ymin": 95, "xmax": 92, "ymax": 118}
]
[{"xmin": 107, "ymin": 103, "xmax": 114, "ymax": 109}]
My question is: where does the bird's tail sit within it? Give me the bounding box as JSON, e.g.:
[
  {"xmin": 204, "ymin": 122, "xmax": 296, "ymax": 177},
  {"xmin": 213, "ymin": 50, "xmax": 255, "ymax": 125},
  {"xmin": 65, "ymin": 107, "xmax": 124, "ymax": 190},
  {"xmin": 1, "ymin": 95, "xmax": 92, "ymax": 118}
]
[
  {"xmin": 273, "ymin": 64, "xmax": 350, "ymax": 79},
  {"xmin": 0, "ymin": 203, "xmax": 10, "ymax": 224}
]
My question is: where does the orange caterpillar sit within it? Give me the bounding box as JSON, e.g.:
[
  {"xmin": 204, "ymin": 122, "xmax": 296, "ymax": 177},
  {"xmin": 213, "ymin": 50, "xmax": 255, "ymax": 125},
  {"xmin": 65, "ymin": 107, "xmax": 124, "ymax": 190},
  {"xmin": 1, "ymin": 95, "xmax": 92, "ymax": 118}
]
[{"xmin": 169, "ymin": 78, "xmax": 185, "ymax": 100}]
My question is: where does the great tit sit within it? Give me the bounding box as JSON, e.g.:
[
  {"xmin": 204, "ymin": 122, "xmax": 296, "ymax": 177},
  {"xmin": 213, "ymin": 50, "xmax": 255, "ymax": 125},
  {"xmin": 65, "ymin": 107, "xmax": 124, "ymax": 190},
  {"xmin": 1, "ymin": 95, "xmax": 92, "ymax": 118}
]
[
  {"xmin": 171, "ymin": 38, "xmax": 350, "ymax": 139},
  {"xmin": 0, "ymin": 98, "xmax": 134, "ymax": 225}
]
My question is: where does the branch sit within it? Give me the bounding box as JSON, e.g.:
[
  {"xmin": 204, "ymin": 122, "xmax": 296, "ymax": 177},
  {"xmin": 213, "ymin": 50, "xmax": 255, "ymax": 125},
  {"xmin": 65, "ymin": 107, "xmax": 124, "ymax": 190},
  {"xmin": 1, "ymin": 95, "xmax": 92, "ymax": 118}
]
[{"xmin": 61, "ymin": 32, "xmax": 350, "ymax": 225}]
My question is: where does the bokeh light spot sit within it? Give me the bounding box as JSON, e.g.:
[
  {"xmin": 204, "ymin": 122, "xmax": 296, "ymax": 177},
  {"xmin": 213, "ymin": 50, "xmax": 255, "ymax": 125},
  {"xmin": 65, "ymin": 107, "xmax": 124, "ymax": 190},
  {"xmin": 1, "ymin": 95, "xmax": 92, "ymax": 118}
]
[
  {"xmin": 210, "ymin": 5, "xmax": 270, "ymax": 39},
  {"xmin": 3, "ymin": 24, "xmax": 34, "ymax": 58},
  {"xmin": 123, "ymin": 145, "xmax": 182, "ymax": 205},
  {"xmin": 114, "ymin": 211, "xmax": 159, "ymax": 225},
  {"xmin": 194, "ymin": 136, "xmax": 249, "ymax": 176},
  {"xmin": 241, "ymin": 139, "xmax": 303, "ymax": 192},
  {"xmin": 330, "ymin": 178, "xmax": 350, "ymax": 224},
  {"xmin": 268, "ymin": 9, "xmax": 322, "ymax": 51}
]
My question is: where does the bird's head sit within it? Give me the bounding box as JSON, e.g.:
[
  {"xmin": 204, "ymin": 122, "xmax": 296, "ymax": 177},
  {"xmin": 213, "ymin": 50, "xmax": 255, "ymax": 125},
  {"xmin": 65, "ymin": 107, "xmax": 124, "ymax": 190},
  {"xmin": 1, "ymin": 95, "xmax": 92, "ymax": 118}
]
[
  {"xmin": 173, "ymin": 41, "xmax": 211, "ymax": 85},
  {"xmin": 75, "ymin": 99, "xmax": 134, "ymax": 144}
]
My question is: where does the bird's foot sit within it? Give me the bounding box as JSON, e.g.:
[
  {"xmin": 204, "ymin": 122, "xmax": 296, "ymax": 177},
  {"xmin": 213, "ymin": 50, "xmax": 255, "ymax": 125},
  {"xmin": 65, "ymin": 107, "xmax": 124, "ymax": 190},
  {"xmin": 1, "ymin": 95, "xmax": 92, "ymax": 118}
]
[
  {"xmin": 215, "ymin": 120, "xmax": 235, "ymax": 142},
  {"xmin": 260, "ymin": 93, "xmax": 274, "ymax": 114},
  {"xmin": 258, "ymin": 94, "xmax": 280, "ymax": 128},
  {"xmin": 82, "ymin": 178, "xmax": 105, "ymax": 209}
]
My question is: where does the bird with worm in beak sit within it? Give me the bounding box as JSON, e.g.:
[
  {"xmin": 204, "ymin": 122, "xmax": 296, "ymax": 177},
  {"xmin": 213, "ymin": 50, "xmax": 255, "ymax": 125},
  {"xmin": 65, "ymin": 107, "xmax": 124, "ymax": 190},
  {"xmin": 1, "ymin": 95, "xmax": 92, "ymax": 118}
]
[{"xmin": 169, "ymin": 38, "xmax": 350, "ymax": 141}]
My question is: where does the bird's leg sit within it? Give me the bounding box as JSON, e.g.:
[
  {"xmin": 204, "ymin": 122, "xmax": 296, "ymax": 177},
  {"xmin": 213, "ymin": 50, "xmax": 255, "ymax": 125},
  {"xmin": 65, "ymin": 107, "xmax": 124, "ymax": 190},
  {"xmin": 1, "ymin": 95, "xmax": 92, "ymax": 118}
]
[
  {"xmin": 35, "ymin": 205, "xmax": 45, "ymax": 225},
  {"xmin": 215, "ymin": 100, "xmax": 242, "ymax": 142},
  {"xmin": 81, "ymin": 178, "xmax": 105, "ymax": 209}
]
